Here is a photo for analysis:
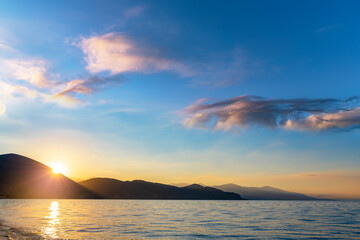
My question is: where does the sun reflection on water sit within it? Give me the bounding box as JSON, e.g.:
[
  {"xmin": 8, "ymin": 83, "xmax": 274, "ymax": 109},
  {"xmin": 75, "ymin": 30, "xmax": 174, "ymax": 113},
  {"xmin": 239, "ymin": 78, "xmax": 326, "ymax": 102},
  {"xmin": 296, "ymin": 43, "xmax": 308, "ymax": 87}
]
[{"xmin": 42, "ymin": 201, "xmax": 61, "ymax": 239}]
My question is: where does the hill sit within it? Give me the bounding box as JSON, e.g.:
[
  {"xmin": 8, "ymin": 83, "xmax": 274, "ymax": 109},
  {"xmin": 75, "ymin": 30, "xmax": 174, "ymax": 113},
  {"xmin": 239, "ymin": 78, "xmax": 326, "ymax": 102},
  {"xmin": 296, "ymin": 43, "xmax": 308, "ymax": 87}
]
[
  {"xmin": 214, "ymin": 184, "xmax": 316, "ymax": 200},
  {"xmin": 80, "ymin": 178, "xmax": 242, "ymax": 200},
  {"xmin": 0, "ymin": 153, "xmax": 99, "ymax": 198}
]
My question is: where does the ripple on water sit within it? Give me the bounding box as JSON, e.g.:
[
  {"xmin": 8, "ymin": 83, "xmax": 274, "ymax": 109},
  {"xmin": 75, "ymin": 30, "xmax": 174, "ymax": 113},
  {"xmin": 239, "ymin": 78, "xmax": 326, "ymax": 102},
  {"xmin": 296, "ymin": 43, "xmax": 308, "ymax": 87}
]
[{"xmin": 0, "ymin": 200, "xmax": 359, "ymax": 239}]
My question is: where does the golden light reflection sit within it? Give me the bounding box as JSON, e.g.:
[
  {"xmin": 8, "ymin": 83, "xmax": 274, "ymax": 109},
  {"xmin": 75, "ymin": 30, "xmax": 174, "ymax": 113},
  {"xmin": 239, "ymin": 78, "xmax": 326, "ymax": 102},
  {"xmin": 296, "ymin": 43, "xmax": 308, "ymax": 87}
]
[{"xmin": 42, "ymin": 201, "xmax": 61, "ymax": 239}]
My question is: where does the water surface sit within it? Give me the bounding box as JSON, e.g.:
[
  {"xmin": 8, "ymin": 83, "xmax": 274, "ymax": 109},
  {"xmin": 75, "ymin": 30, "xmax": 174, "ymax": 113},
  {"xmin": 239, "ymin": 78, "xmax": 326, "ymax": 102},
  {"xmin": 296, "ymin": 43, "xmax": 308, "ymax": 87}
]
[{"xmin": 0, "ymin": 200, "xmax": 359, "ymax": 239}]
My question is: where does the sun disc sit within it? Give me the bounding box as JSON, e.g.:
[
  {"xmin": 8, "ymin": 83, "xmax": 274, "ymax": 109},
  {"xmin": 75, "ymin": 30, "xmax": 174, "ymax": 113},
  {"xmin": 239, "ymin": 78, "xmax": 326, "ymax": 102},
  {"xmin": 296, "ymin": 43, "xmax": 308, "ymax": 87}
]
[{"xmin": 50, "ymin": 163, "xmax": 66, "ymax": 175}]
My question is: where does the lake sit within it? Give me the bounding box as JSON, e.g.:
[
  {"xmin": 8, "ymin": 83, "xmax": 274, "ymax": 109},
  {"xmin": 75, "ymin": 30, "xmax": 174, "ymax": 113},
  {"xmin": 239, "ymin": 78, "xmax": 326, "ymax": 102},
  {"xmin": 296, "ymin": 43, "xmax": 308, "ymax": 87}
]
[{"xmin": 0, "ymin": 200, "xmax": 359, "ymax": 239}]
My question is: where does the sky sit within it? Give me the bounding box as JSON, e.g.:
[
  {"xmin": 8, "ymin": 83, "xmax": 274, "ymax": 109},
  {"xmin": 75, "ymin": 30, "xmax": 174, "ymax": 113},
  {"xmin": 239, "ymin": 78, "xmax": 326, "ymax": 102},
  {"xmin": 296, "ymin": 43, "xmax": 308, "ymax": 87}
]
[{"xmin": 0, "ymin": 0, "xmax": 359, "ymax": 199}]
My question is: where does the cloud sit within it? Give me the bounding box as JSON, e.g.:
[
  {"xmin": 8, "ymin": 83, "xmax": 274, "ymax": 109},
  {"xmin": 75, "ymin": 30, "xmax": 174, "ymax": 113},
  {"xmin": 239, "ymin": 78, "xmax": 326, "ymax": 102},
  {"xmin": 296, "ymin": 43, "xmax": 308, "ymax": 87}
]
[
  {"xmin": 0, "ymin": 81, "xmax": 42, "ymax": 99},
  {"xmin": 0, "ymin": 79, "xmax": 85, "ymax": 108},
  {"xmin": 0, "ymin": 80, "xmax": 77, "ymax": 109},
  {"xmin": 78, "ymin": 33, "xmax": 253, "ymax": 88},
  {"xmin": 0, "ymin": 73, "xmax": 124, "ymax": 108},
  {"xmin": 0, "ymin": 30, "xmax": 128, "ymax": 110},
  {"xmin": 0, "ymin": 58, "xmax": 53, "ymax": 88},
  {"xmin": 0, "ymin": 42, "xmax": 15, "ymax": 52},
  {"xmin": 46, "ymin": 93, "xmax": 83, "ymax": 108},
  {"xmin": 53, "ymin": 74, "xmax": 125, "ymax": 99},
  {"xmin": 79, "ymin": 32, "xmax": 194, "ymax": 76},
  {"xmin": 188, "ymin": 50, "xmax": 253, "ymax": 88},
  {"xmin": 0, "ymin": 80, "xmax": 74, "ymax": 108},
  {"xmin": 124, "ymin": 6, "xmax": 145, "ymax": 19},
  {"xmin": 0, "ymin": 77, "xmax": 82, "ymax": 108},
  {"xmin": 0, "ymin": 103, "xmax": 5, "ymax": 115},
  {"xmin": 0, "ymin": 43, "xmax": 125, "ymax": 108},
  {"xmin": 181, "ymin": 95, "xmax": 360, "ymax": 131},
  {"xmin": 285, "ymin": 107, "xmax": 360, "ymax": 130},
  {"xmin": 315, "ymin": 24, "xmax": 339, "ymax": 34}
]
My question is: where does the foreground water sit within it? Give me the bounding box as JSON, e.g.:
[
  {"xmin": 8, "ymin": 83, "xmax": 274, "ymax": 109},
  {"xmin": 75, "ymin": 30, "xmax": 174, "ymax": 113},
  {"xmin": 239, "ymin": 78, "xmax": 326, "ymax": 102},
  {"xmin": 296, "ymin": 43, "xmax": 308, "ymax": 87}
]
[{"xmin": 0, "ymin": 200, "xmax": 359, "ymax": 239}]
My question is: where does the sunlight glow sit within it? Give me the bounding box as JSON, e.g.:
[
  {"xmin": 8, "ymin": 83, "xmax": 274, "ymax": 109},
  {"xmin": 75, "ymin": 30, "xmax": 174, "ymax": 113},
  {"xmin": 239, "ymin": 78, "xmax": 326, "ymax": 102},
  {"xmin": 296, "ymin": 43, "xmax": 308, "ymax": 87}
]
[{"xmin": 50, "ymin": 163, "xmax": 67, "ymax": 175}]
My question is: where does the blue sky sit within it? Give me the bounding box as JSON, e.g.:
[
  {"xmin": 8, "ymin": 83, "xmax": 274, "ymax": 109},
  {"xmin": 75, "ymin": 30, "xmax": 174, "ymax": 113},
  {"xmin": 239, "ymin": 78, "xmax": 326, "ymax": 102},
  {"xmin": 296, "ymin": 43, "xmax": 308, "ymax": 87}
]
[{"xmin": 0, "ymin": 0, "xmax": 359, "ymax": 198}]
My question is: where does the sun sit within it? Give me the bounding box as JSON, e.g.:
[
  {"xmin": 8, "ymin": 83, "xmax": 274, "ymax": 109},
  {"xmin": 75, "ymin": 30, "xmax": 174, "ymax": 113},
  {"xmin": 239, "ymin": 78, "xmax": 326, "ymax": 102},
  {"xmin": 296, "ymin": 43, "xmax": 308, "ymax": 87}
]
[{"xmin": 50, "ymin": 163, "xmax": 67, "ymax": 175}]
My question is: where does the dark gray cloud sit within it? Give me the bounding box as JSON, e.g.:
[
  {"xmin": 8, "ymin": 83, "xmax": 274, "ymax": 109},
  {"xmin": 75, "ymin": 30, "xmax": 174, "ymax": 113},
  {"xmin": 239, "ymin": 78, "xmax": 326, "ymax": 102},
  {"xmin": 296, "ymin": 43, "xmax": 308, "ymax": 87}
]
[{"xmin": 182, "ymin": 95, "xmax": 360, "ymax": 131}]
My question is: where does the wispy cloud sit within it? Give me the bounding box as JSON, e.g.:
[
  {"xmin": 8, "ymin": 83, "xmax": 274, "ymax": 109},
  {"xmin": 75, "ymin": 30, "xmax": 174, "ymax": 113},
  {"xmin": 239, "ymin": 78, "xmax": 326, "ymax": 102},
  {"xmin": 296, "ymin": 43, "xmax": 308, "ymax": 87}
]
[
  {"xmin": 0, "ymin": 42, "xmax": 15, "ymax": 52},
  {"xmin": 78, "ymin": 33, "xmax": 254, "ymax": 88},
  {"xmin": 0, "ymin": 80, "xmax": 78, "ymax": 108},
  {"xmin": 0, "ymin": 81, "xmax": 43, "ymax": 99},
  {"xmin": 79, "ymin": 32, "xmax": 194, "ymax": 76},
  {"xmin": 181, "ymin": 95, "xmax": 360, "ymax": 131},
  {"xmin": 46, "ymin": 93, "xmax": 84, "ymax": 108},
  {"xmin": 0, "ymin": 38, "xmax": 53, "ymax": 89},
  {"xmin": 0, "ymin": 37, "xmax": 127, "ymax": 109},
  {"xmin": 0, "ymin": 58, "xmax": 54, "ymax": 88},
  {"xmin": 1, "ymin": 74, "xmax": 125, "ymax": 109},
  {"xmin": 0, "ymin": 75, "xmax": 122, "ymax": 109},
  {"xmin": 315, "ymin": 24, "xmax": 339, "ymax": 34},
  {"xmin": 124, "ymin": 6, "xmax": 145, "ymax": 19},
  {"xmin": 0, "ymin": 103, "xmax": 5, "ymax": 115},
  {"xmin": 54, "ymin": 75, "xmax": 126, "ymax": 99},
  {"xmin": 188, "ymin": 51, "xmax": 252, "ymax": 88}
]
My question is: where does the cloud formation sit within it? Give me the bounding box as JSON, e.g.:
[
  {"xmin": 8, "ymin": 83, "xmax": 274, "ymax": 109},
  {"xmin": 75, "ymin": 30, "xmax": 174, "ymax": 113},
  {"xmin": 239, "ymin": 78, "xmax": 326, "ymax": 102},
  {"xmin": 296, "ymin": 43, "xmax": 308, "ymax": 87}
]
[
  {"xmin": 0, "ymin": 43, "xmax": 126, "ymax": 109},
  {"xmin": 79, "ymin": 32, "xmax": 193, "ymax": 76},
  {"xmin": 53, "ymin": 75, "xmax": 125, "ymax": 100},
  {"xmin": 0, "ymin": 71, "xmax": 124, "ymax": 109},
  {"xmin": 78, "ymin": 33, "xmax": 253, "ymax": 88},
  {"xmin": 0, "ymin": 58, "xmax": 53, "ymax": 88},
  {"xmin": 182, "ymin": 95, "xmax": 360, "ymax": 131},
  {"xmin": 0, "ymin": 81, "xmax": 43, "ymax": 99}
]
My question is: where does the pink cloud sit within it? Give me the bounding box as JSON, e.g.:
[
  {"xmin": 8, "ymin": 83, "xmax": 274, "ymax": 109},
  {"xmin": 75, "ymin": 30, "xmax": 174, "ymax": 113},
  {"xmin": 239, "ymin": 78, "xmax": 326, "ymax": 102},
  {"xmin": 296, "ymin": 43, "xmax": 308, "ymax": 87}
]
[
  {"xmin": 0, "ymin": 80, "xmax": 81, "ymax": 108},
  {"xmin": 0, "ymin": 81, "xmax": 42, "ymax": 99},
  {"xmin": 46, "ymin": 93, "xmax": 84, "ymax": 108},
  {"xmin": 285, "ymin": 108, "xmax": 360, "ymax": 130},
  {"xmin": 80, "ymin": 32, "xmax": 194, "ymax": 76},
  {"xmin": 0, "ymin": 37, "xmax": 125, "ymax": 109},
  {"xmin": 0, "ymin": 58, "xmax": 54, "ymax": 88},
  {"xmin": 182, "ymin": 95, "xmax": 360, "ymax": 131}
]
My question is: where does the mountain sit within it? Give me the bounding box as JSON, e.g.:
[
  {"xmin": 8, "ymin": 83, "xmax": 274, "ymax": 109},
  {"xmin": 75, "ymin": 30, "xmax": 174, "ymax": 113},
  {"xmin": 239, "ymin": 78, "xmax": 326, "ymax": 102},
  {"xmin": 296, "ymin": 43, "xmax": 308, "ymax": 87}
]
[
  {"xmin": 80, "ymin": 178, "xmax": 242, "ymax": 200},
  {"xmin": 0, "ymin": 153, "xmax": 99, "ymax": 199},
  {"xmin": 0, "ymin": 153, "xmax": 242, "ymax": 200},
  {"xmin": 214, "ymin": 184, "xmax": 316, "ymax": 200}
]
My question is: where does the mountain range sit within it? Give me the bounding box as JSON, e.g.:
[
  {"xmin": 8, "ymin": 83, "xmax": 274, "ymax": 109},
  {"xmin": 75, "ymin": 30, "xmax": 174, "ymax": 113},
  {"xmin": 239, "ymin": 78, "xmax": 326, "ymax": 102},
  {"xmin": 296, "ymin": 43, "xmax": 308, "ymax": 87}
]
[
  {"xmin": 80, "ymin": 178, "xmax": 241, "ymax": 200},
  {"xmin": 0, "ymin": 153, "xmax": 317, "ymax": 200},
  {"xmin": 214, "ymin": 184, "xmax": 316, "ymax": 200},
  {"xmin": 0, "ymin": 153, "xmax": 241, "ymax": 200}
]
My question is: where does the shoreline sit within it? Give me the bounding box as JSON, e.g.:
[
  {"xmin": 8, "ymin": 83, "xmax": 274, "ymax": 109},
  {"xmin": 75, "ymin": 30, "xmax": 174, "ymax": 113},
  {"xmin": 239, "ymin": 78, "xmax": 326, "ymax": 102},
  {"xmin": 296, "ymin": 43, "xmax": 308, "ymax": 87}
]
[{"xmin": 0, "ymin": 221, "xmax": 43, "ymax": 240}]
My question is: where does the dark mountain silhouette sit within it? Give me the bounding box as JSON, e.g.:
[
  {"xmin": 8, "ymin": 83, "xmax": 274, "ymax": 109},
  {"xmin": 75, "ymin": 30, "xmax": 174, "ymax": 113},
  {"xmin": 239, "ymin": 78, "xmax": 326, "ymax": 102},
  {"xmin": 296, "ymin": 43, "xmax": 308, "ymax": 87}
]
[
  {"xmin": 79, "ymin": 178, "xmax": 242, "ymax": 200},
  {"xmin": 0, "ymin": 153, "xmax": 241, "ymax": 200},
  {"xmin": 0, "ymin": 153, "xmax": 99, "ymax": 199},
  {"xmin": 214, "ymin": 184, "xmax": 316, "ymax": 200}
]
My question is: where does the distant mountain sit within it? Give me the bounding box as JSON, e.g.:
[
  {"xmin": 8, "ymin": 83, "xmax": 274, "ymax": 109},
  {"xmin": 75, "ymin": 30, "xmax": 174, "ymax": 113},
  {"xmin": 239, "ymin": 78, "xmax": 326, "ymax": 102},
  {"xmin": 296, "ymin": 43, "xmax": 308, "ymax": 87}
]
[
  {"xmin": 0, "ymin": 153, "xmax": 99, "ymax": 199},
  {"xmin": 214, "ymin": 184, "xmax": 316, "ymax": 200},
  {"xmin": 3, "ymin": 153, "xmax": 316, "ymax": 200},
  {"xmin": 169, "ymin": 182, "xmax": 191, "ymax": 188},
  {"xmin": 80, "ymin": 178, "xmax": 242, "ymax": 200}
]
